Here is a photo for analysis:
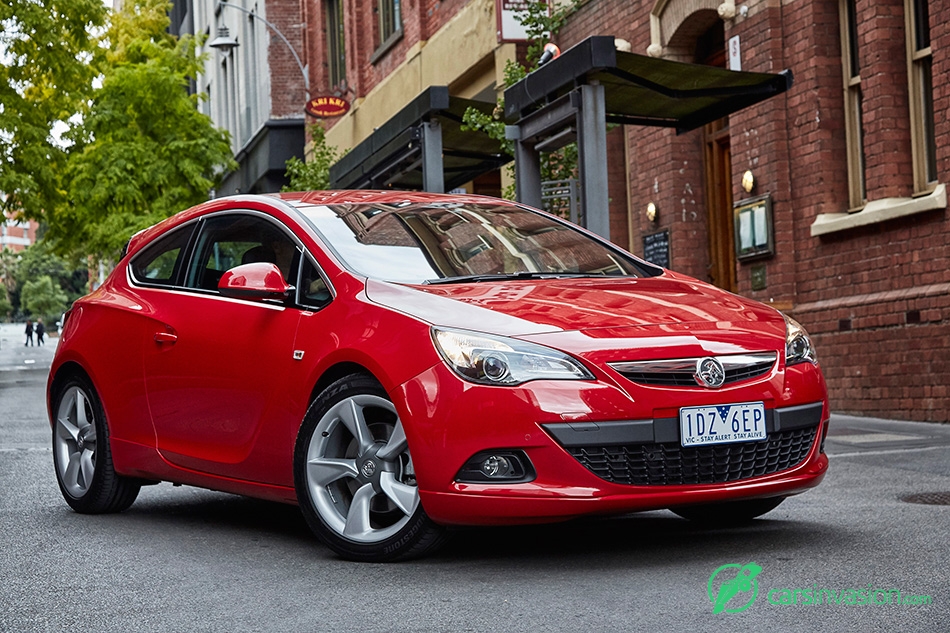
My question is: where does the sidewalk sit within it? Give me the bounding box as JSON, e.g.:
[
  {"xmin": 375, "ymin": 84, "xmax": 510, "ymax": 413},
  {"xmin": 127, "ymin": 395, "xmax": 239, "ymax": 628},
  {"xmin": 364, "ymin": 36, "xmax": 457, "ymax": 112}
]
[
  {"xmin": 0, "ymin": 322, "xmax": 59, "ymax": 379},
  {"xmin": 825, "ymin": 412, "xmax": 950, "ymax": 457}
]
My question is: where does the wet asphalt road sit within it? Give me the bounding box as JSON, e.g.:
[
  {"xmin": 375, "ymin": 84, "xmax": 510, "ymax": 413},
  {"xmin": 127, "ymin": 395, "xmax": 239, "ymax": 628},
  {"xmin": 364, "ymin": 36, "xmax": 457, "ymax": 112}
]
[{"xmin": 0, "ymin": 322, "xmax": 947, "ymax": 632}]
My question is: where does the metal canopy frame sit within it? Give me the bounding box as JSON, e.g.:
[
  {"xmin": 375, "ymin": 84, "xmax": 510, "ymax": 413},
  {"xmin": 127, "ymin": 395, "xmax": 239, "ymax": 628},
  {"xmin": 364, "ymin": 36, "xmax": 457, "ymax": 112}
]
[
  {"xmin": 503, "ymin": 35, "xmax": 793, "ymax": 238},
  {"xmin": 329, "ymin": 86, "xmax": 512, "ymax": 193}
]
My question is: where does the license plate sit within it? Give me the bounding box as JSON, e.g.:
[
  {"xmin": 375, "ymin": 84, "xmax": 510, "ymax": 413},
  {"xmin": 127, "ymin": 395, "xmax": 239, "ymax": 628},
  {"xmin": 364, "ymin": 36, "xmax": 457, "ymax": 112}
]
[{"xmin": 679, "ymin": 402, "xmax": 766, "ymax": 447}]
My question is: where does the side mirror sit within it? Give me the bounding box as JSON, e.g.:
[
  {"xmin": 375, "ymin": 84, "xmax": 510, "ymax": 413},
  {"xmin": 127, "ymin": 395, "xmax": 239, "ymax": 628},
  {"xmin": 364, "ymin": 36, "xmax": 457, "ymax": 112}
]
[{"xmin": 218, "ymin": 263, "xmax": 295, "ymax": 301}]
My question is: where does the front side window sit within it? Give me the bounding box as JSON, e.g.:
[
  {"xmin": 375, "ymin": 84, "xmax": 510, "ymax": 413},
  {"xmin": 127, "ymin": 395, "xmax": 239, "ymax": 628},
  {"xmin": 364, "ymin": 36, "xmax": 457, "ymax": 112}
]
[{"xmin": 185, "ymin": 214, "xmax": 300, "ymax": 293}]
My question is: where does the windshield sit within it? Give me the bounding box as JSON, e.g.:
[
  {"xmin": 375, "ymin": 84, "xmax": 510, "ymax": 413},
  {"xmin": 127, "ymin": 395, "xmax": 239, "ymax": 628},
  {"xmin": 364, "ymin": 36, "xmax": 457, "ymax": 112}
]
[{"xmin": 296, "ymin": 201, "xmax": 653, "ymax": 284}]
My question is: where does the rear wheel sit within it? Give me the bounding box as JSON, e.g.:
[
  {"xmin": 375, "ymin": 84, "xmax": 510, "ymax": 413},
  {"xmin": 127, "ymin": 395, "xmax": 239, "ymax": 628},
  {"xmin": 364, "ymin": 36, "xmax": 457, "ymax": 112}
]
[
  {"xmin": 52, "ymin": 374, "xmax": 140, "ymax": 513},
  {"xmin": 294, "ymin": 374, "xmax": 447, "ymax": 562},
  {"xmin": 670, "ymin": 496, "xmax": 785, "ymax": 524}
]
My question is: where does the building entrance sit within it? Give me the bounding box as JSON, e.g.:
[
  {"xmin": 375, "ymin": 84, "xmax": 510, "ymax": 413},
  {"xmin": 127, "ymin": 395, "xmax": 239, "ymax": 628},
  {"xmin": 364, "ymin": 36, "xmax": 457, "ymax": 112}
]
[{"xmin": 698, "ymin": 23, "xmax": 735, "ymax": 292}]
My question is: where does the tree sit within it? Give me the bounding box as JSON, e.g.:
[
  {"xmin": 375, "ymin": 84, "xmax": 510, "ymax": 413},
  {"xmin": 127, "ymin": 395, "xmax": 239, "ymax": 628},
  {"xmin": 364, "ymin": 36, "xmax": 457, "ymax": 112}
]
[
  {"xmin": 284, "ymin": 124, "xmax": 343, "ymax": 192},
  {"xmin": 44, "ymin": 0, "xmax": 236, "ymax": 263},
  {"xmin": 14, "ymin": 242, "xmax": 87, "ymax": 305},
  {"xmin": 0, "ymin": 0, "xmax": 107, "ymax": 221},
  {"xmin": 0, "ymin": 286, "xmax": 11, "ymax": 321},
  {"xmin": 20, "ymin": 275, "xmax": 68, "ymax": 322},
  {"xmin": 0, "ymin": 247, "xmax": 20, "ymax": 320}
]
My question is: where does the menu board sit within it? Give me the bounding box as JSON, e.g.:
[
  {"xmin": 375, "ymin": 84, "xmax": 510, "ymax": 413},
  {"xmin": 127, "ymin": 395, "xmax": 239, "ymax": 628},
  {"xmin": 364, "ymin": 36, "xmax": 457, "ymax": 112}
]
[{"xmin": 642, "ymin": 230, "xmax": 670, "ymax": 269}]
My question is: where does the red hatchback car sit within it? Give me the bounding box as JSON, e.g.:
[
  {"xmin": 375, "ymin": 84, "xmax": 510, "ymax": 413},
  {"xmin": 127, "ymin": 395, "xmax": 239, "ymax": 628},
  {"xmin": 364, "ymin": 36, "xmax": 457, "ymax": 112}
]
[{"xmin": 48, "ymin": 191, "xmax": 829, "ymax": 561}]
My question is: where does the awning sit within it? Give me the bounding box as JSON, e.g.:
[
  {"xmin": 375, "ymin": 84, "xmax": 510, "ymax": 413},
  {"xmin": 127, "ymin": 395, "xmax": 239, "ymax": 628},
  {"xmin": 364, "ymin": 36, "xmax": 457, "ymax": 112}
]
[
  {"xmin": 329, "ymin": 86, "xmax": 512, "ymax": 191},
  {"xmin": 504, "ymin": 35, "xmax": 792, "ymax": 134},
  {"xmin": 502, "ymin": 36, "xmax": 793, "ymax": 238}
]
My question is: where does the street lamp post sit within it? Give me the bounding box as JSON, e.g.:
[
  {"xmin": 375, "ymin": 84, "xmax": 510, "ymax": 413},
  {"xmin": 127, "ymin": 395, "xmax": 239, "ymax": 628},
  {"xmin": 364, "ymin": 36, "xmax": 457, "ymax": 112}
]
[{"xmin": 208, "ymin": 1, "xmax": 310, "ymax": 97}]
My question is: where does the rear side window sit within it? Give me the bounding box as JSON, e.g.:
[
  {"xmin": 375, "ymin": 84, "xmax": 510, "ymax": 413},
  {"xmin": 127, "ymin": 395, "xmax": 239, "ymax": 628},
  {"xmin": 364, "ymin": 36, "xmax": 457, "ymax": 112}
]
[{"xmin": 129, "ymin": 224, "xmax": 195, "ymax": 287}]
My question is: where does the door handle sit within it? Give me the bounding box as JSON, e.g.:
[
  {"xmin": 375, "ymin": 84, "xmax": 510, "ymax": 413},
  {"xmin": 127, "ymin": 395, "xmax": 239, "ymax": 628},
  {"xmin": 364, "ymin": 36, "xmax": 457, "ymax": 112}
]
[{"xmin": 154, "ymin": 331, "xmax": 178, "ymax": 345}]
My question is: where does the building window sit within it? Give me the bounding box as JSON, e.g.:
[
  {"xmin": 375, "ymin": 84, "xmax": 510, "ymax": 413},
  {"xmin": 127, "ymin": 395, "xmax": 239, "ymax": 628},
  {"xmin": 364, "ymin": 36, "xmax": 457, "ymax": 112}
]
[
  {"xmin": 378, "ymin": 0, "xmax": 401, "ymax": 50},
  {"xmin": 326, "ymin": 0, "xmax": 346, "ymax": 88},
  {"xmin": 905, "ymin": 0, "xmax": 937, "ymax": 192},
  {"xmin": 839, "ymin": 0, "xmax": 866, "ymax": 211}
]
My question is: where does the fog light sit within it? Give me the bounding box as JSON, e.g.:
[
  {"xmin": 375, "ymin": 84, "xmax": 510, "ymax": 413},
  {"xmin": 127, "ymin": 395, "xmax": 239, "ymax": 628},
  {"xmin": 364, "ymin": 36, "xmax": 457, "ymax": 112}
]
[
  {"xmin": 456, "ymin": 450, "xmax": 535, "ymax": 484},
  {"xmin": 480, "ymin": 455, "xmax": 512, "ymax": 478}
]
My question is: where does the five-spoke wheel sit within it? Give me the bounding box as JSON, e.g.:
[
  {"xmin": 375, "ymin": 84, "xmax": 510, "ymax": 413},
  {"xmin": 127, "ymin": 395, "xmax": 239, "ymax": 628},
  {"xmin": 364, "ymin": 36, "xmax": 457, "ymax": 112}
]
[{"xmin": 294, "ymin": 375, "xmax": 446, "ymax": 561}]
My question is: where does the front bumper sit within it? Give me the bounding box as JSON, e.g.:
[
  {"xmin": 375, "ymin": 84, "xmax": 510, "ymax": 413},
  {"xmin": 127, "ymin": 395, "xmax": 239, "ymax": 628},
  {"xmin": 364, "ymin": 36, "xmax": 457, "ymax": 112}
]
[{"xmin": 395, "ymin": 362, "xmax": 829, "ymax": 526}]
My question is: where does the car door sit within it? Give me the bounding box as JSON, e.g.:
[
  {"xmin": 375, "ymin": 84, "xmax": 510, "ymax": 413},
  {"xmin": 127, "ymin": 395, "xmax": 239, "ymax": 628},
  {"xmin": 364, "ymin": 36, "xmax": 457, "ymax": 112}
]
[{"xmin": 142, "ymin": 211, "xmax": 305, "ymax": 485}]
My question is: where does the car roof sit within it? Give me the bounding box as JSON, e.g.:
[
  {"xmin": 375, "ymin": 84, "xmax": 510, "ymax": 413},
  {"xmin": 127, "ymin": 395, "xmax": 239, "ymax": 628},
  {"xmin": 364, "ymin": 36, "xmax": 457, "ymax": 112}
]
[{"xmin": 124, "ymin": 190, "xmax": 526, "ymax": 260}]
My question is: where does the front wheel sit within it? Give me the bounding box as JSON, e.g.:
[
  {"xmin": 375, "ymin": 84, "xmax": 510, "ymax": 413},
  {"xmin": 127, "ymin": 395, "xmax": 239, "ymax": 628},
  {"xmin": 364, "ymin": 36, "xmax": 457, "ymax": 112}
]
[
  {"xmin": 294, "ymin": 375, "xmax": 447, "ymax": 562},
  {"xmin": 670, "ymin": 496, "xmax": 786, "ymax": 525},
  {"xmin": 51, "ymin": 374, "xmax": 140, "ymax": 513}
]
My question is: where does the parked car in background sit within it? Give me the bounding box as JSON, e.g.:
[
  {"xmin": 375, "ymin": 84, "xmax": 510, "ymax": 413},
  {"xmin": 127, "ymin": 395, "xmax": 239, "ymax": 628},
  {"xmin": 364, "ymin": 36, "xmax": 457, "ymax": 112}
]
[{"xmin": 48, "ymin": 191, "xmax": 829, "ymax": 561}]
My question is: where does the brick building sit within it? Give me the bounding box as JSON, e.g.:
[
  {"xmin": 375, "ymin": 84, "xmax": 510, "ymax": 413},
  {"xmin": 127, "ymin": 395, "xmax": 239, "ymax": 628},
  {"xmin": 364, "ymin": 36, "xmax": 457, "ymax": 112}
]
[
  {"xmin": 180, "ymin": 0, "xmax": 949, "ymax": 422},
  {"xmin": 1, "ymin": 213, "xmax": 38, "ymax": 253},
  {"xmin": 170, "ymin": 0, "xmax": 308, "ymax": 194}
]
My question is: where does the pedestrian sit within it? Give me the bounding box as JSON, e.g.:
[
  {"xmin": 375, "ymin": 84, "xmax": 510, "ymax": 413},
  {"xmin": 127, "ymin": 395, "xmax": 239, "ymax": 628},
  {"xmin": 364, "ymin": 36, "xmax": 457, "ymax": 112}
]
[
  {"xmin": 24, "ymin": 320, "xmax": 34, "ymax": 347},
  {"xmin": 35, "ymin": 318, "xmax": 45, "ymax": 346}
]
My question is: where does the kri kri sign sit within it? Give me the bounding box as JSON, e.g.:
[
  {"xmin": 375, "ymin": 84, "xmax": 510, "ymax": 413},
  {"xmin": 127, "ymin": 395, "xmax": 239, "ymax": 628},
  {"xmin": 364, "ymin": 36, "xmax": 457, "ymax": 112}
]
[{"xmin": 305, "ymin": 96, "xmax": 350, "ymax": 118}]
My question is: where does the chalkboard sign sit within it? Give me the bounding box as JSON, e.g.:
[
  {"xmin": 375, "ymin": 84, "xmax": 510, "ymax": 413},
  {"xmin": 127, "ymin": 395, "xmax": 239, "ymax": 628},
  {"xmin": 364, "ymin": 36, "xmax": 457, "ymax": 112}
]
[{"xmin": 642, "ymin": 230, "xmax": 670, "ymax": 268}]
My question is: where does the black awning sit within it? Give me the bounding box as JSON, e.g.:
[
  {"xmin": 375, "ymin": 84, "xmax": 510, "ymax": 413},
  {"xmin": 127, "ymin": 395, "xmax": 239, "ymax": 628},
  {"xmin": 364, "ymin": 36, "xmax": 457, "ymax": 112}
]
[
  {"xmin": 504, "ymin": 36, "xmax": 792, "ymax": 134},
  {"xmin": 329, "ymin": 86, "xmax": 512, "ymax": 191}
]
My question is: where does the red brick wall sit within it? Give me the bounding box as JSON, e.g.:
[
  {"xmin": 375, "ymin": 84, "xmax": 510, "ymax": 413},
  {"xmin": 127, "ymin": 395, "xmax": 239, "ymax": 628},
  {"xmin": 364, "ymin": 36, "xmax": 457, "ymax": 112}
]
[
  {"xmin": 785, "ymin": 0, "xmax": 949, "ymax": 422},
  {"xmin": 267, "ymin": 0, "xmax": 310, "ymax": 117},
  {"xmin": 308, "ymin": 0, "xmax": 471, "ymax": 105},
  {"xmin": 563, "ymin": 0, "xmax": 950, "ymax": 422}
]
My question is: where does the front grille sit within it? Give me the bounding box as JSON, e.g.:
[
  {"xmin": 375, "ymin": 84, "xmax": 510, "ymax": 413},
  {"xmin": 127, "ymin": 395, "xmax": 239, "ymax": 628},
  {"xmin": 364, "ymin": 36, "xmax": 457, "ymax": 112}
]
[
  {"xmin": 609, "ymin": 353, "xmax": 776, "ymax": 388},
  {"xmin": 566, "ymin": 426, "xmax": 817, "ymax": 486}
]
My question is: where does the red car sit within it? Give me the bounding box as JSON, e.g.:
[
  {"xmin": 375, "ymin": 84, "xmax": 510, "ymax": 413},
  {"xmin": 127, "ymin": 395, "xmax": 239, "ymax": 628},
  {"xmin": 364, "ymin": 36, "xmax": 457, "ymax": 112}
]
[{"xmin": 48, "ymin": 191, "xmax": 828, "ymax": 561}]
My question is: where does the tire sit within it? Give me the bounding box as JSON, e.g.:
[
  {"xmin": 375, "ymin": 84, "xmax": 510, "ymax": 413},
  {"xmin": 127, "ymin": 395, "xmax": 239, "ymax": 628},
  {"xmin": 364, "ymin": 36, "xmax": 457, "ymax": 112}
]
[
  {"xmin": 294, "ymin": 374, "xmax": 447, "ymax": 562},
  {"xmin": 670, "ymin": 496, "xmax": 786, "ymax": 525},
  {"xmin": 51, "ymin": 374, "xmax": 140, "ymax": 513}
]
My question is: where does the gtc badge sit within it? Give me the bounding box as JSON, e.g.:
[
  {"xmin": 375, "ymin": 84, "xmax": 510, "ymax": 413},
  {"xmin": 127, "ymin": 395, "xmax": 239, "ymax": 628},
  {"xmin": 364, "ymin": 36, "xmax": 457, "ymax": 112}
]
[{"xmin": 696, "ymin": 357, "xmax": 726, "ymax": 388}]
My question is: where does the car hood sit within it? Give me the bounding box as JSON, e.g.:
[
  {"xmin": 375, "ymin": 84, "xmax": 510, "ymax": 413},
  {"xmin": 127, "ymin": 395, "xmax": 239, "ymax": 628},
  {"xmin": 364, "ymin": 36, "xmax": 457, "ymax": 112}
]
[{"xmin": 365, "ymin": 275, "xmax": 787, "ymax": 359}]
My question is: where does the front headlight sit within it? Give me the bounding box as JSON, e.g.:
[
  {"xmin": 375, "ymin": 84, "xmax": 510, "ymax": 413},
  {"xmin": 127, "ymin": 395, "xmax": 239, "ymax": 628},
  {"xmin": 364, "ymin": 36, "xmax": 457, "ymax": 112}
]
[
  {"xmin": 431, "ymin": 328, "xmax": 594, "ymax": 385},
  {"xmin": 784, "ymin": 314, "xmax": 817, "ymax": 365}
]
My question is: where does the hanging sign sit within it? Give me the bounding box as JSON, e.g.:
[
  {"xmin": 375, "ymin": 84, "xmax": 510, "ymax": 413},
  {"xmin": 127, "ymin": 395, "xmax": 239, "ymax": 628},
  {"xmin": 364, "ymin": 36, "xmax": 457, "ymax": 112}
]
[
  {"xmin": 305, "ymin": 96, "xmax": 350, "ymax": 118},
  {"xmin": 496, "ymin": 0, "xmax": 530, "ymax": 42}
]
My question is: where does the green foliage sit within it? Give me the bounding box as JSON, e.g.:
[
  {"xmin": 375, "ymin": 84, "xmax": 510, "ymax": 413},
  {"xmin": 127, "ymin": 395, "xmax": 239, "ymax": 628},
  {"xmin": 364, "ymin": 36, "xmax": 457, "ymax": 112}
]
[
  {"xmin": 20, "ymin": 275, "xmax": 69, "ymax": 322},
  {"xmin": 460, "ymin": 0, "xmax": 582, "ymax": 203},
  {"xmin": 14, "ymin": 242, "xmax": 87, "ymax": 304},
  {"xmin": 42, "ymin": 0, "xmax": 237, "ymax": 263},
  {"xmin": 0, "ymin": 287, "xmax": 11, "ymax": 321},
  {"xmin": 0, "ymin": 243, "xmax": 88, "ymax": 318},
  {"xmin": 283, "ymin": 124, "xmax": 344, "ymax": 191},
  {"xmin": 0, "ymin": 0, "xmax": 107, "ymax": 220}
]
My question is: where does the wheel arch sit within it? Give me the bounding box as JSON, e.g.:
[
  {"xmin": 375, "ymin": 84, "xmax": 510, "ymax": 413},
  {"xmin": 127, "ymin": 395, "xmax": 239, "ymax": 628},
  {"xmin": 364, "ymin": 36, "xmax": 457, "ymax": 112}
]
[
  {"xmin": 308, "ymin": 361, "xmax": 383, "ymax": 407},
  {"xmin": 47, "ymin": 361, "xmax": 94, "ymax": 427}
]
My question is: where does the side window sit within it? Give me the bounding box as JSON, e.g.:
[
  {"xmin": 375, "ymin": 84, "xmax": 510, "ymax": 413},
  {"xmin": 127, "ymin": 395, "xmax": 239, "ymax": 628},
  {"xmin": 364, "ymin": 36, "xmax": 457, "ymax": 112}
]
[
  {"xmin": 298, "ymin": 255, "xmax": 332, "ymax": 309},
  {"xmin": 185, "ymin": 214, "xmax": 299, "ymax": 293},
  {"xmin": 129, "ymin": 224, "xmax": 195, "ymax": 287}
]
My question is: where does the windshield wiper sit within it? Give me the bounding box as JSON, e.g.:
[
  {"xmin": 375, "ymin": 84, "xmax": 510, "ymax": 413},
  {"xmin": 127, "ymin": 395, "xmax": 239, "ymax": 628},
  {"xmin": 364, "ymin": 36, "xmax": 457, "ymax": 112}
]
[{"xmin": 422, "ymin": 272, "xmax": 603, "ymax": 285}]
